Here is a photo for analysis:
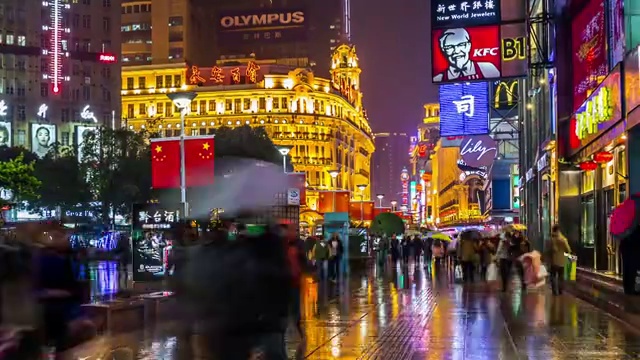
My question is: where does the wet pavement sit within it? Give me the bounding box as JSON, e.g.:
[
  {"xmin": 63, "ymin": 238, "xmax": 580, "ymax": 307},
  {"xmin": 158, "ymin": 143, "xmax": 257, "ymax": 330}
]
[{"xmin": 66, "ymin": 261, "xmax": 640, "ymax": 359}]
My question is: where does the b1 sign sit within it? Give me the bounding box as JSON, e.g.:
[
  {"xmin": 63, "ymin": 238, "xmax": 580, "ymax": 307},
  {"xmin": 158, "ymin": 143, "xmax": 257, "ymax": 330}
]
[{"xmin": 439, "ymin": 82, "xmax": 489, "ymax": 136}]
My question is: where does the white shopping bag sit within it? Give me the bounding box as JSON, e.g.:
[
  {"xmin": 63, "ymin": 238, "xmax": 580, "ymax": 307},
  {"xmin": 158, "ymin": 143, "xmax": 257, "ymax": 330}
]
[
  {"xmin": 454, "ymin": 264, "xmax": 463, "ymax": 282},
  {"xmin": 538, "ymin": 264, "xmax": 549, "ymax": 278},
  {"xmin": 487, "ymin": 263, "xmax": 498, "ymax": 282}
]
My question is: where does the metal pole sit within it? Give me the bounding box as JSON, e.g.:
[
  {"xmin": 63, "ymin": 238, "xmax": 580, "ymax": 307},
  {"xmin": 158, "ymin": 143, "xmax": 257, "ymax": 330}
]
[
  {"xmin": 360, "ymin": 194, "xmax": 364, "ymax": 224},
  {"xmin": 378, "ymin": 198, "xmax": 382, "ymax": 207},
  {"xmin": 180, "ymin": 108, "xmax": 188, "ymax": 217},
  {"xmin": 282, "ymin": 155, "xmax": 286, "ymax": 173}
]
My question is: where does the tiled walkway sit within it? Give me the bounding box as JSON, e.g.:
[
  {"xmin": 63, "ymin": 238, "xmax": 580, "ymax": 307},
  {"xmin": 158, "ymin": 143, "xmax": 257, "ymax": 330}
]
[{"xmin": 66, "ymin": 262, "xmax": 640, "ymax": 359}]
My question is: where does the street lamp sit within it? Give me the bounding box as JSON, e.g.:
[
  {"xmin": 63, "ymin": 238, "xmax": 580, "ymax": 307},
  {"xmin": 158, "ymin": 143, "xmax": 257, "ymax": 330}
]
[
  {"xmin": 167, "ymin": 91, "xmax": 197, "ymax": 217},
  {"xmin": 357, "ymin": 184, "xmax": 367, "ymax": 224},
  {"xmin": 391, "ymin": 200, "xmax": 397, "ymax": 211},
  {"xmin": 277, "ymin": 146, "xmax": 291, "ymax": 173},
  {"xmin": 328, "ymin": 169, "xmax": 340, "ymax": 212},
  {"xmin": 376, "ymin": 194, "xmax": 384, "ymax": 208}
]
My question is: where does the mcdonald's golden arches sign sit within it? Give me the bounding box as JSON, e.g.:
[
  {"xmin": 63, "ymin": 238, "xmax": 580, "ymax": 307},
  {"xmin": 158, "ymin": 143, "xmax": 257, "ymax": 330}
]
[{"xmin": 493, "ymin": 80, "xmax": 519, "ymax": 110}]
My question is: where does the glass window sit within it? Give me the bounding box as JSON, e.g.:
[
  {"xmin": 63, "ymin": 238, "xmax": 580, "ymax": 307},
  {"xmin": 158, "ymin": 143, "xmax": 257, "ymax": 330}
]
[
  {"xmin": 17, "ymin": 35, "xmax": 25, "ymax": 46},
  {"xmin": 155, "ymin": 75, "xmax": 163, "ymax": 88},
  {"xmin": 168, "ymin": 16, "xmax": 183, "ymax": 26},
  {"xmin": 126, "ymin": 77, "xmax": 134, "ymax": 90},
  {"xmin": 138, "ymin": 76, "xmax": 145, "ymax": 89},
  {"xmin": 138, "ymin": 103, "xmax": 145, "ymax": 115},
  {"xmin": 581, "ymin": 194, "xmax": 595, "ymax": 247},
  {"xmin": 6, "ymin": 33, "xmax": 14, "ymax": 45}
]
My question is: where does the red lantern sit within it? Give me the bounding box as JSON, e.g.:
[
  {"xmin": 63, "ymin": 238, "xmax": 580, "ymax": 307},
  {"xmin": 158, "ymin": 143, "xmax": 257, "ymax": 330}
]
[
  {"xmin": 579, "ymin": 161, "xmax": 598, "ymax": 171},
  {"xmin": 416, "ymin": 184, "xmax": 423, "ymax": 192},
  {"xmin": 421, "ymin": 173, "xmax": 432, "ymax": 182},
  {"xmin": 593, "ymin": 151, "xmax": 614, "ymax": 163}
]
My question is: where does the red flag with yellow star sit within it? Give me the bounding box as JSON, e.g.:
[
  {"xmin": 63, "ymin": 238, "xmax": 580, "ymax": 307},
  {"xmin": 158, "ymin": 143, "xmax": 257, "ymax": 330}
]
[
  {"xmin": 150, "ymin": 137, "xmax": 181, "ymax": 189},
  {"xmin": 184, "ymin": 135, "xmax": 215, "ymax": 187}
]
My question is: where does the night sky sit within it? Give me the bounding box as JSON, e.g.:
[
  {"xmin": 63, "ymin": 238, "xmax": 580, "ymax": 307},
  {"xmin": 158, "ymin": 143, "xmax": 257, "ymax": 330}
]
[{"xmin": 351, "ymin": 0, "xmax": 438, "ymax": 133}]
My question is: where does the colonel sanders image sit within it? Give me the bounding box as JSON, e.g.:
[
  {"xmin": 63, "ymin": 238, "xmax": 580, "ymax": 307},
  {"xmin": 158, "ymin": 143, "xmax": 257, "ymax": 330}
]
[{"xmin": 433, "ymin": 28, "xmax": 500, "ymax": 82}]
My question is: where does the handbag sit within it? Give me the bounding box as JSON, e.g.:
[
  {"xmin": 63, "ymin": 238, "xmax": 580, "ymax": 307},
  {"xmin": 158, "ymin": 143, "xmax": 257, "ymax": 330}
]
[
  {"xmin": 538, "ymin": 264, "xmax": 549, "ymax": 278},
  {"xmin": 487, "ymin": 263, "xmax": 498, "ymax": 282}
]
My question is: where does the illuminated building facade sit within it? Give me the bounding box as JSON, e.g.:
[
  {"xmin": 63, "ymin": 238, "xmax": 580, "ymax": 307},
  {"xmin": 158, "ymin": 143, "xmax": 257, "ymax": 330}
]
[
  {"xmin": 0, "ymin": 0, "xmax": 121, "ymax": 150},
  {"xmin": 371, "ymin": 132, "xmax": 409, "ymax": 207},
  {"xmin": 410, "ymin": 104, "xmax": 440, "ymax": 225},
  {"xmin": 120, "ymin": 0, "xmax": 211, "ymax": 65},
  {"xmin": 121, "ymin": 45, "xmax": 374, "ymax": 224}
]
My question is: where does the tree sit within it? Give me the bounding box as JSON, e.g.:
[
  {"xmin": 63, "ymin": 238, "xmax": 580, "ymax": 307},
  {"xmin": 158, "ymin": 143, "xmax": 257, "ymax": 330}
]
[
  {"xmin": 0, "ymin": 152, "xmax": 41, "ymax": 209},
  {"xmin": 370, "ymin": 213, "xmax": 405, "ymax": 237},
  {"xmin": 81, "ymin": 128, "xmax": 151, "ymax": 224},
  {"xmin": 28, "ymin": 144, "xmax": 92, "ymax": 215},
  {"xmin": 214, "ymin": 126, "xmax": 283, "ymax": 164}
]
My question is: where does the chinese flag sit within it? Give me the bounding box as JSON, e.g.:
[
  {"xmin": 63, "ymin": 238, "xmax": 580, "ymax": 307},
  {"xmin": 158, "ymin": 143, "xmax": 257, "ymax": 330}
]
[
  {"xmin": 349, "ymin": 201, "xmax": 375, "ymax": 221},
  {"xmin": 184, "ymin": 136, "xmax": 215, "ymax": 187},
  {"xmin": 287, "ymin": 172, "xmax": 306, "ymax": 205},
  {"xmin": 317, "ymin": 191, "xmax": 333, "ymax": 214},
  {"xmin": 334, "ymin": 191, "xmax": 350, "ymax": 212},
  {"xmin": 150, "ymin": 138, "xmax": 181, "ymax": 189}
]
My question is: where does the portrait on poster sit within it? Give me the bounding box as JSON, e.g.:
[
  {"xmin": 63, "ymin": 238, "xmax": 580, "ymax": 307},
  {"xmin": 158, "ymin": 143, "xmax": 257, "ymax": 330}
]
[
  {"xmin": 31, "ymin": 123, "xmax": 56, "ymax": 158},
  {"xmin": 76, "ymin": 125, "xmax": 98, "ymax": 161},
  {"xmin": 0, "ymin": 121, "xmax": 11, "ymax": 147}
]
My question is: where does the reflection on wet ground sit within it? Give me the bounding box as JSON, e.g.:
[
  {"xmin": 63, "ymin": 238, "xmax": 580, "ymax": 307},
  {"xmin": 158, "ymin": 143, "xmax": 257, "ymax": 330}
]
[{"xmin": 68, "ymin": 261, "xmax": 640, "ymax": 359}]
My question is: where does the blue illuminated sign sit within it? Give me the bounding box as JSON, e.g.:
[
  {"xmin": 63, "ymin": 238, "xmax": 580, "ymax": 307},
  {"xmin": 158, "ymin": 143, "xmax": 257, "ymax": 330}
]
[{"xmin": 439, "ymin": 82, "xmax": 489, "ymax": 136}]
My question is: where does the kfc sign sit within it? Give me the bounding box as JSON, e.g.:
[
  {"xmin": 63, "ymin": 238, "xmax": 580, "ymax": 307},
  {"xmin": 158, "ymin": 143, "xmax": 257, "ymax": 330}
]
[
  {"xmin": 439, "ymin": 82, "xmax": 489, "ymax": 136},
  {"xmin": 432, "ymin": 0, "xmax": 500, "ymax": 28},
  {"xmin": 432, "ymin": 24, "xmax": 527, "ymax": 83}
]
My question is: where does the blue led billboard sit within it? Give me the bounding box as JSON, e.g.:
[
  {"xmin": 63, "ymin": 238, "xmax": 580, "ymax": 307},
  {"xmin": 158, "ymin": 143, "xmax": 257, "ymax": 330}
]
[{"xmin": 439, "ymin": 82, "xmax": 489, "ymax": 136}]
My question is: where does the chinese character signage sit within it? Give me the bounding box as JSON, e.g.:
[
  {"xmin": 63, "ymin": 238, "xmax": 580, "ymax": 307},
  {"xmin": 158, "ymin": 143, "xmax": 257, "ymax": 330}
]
[
  {"xmin": 132, "ymin": 203, "xmax": 182, "ymax": 282},
  {"xmin": 217, "ymin": 9, "xmax": 307, "ymax": 46},
  {"xmin": 432, "ymin": 24, "xmax": 527, "ymax": 83},
  {"xmin": 608, "ymin": 0, "xmax": 625, "ymax": 67},
  {"xmin": 0, "ymin": 121, "xmax": 11, "ymax": 147},
  {"xmin": 571, "ymin": 0, "xmax": 608, "ymax": 111},
  {"xmin": 432, "ymin": 0, "xmax": 500, "ymax": 28},
  {"xmin": 187, "ymin": 63, "xmax": 264, "ymax": 86},
  {"xmin": 569, "ymin": 65, "xmax": 621, "ymax": 153},
  {"xmin": 439, "ymin": 82, "xmax": 489, "ymax": 136},
  {"xmin": 625, "ymin": 48, "xmax": 640, "ymax": 127}
]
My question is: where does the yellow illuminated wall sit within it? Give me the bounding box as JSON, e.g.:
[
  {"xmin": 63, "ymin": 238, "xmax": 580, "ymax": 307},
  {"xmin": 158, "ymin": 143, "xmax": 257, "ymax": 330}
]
[{"xmin": 120, "ymin": 45, "xmax": 374, "ymax": 216}]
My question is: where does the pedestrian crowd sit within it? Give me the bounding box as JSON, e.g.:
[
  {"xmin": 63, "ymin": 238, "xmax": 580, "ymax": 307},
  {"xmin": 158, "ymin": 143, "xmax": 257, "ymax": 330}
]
[{"xmin": 371, "ymin": 224, "xmax": 573, "ymax": 295}]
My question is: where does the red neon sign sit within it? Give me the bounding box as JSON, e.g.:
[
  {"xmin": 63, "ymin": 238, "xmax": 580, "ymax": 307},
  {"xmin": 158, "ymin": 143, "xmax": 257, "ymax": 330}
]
[{"xmin": 99, "ymin": 53, "xmax": 117, "ymax": 63}]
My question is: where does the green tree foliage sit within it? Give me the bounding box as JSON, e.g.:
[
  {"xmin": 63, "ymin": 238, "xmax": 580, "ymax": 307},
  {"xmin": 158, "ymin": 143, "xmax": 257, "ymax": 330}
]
[
  {"xmin": 0, "ymin": 152, "xmax": 41, "ymax": 208},
  {"xmin": 214, "ymin": 126, "xmax": 283, "ymax": 164},
  {"xmin": 370, "ymin": 212, "xmax": 405, "ymax": 237},
  {"xmin": 27, "ymin": 144, "xmax": 92, "ymax": 214},
  {"xmin": 81, "ymin": 128, "xmax": 151, "ymax": 224}
]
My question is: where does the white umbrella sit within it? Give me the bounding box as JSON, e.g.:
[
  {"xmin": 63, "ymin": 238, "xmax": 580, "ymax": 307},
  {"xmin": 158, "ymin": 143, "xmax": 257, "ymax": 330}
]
[{"xmin": 190, "ymin": 157, "xmax": 291, "ymax": 218}]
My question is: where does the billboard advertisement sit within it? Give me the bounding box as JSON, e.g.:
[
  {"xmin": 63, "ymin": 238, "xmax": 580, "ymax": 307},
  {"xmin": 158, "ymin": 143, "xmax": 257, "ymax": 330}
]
[
  {"xmin": 432, "ymin": 24, "xmax": 527, "ymax": 83},
  {"xmin": 608, "ymin": 0, "xmax": 625, "ymax": 67},
  {"xmin": 431, "ymin": 0, "xmax": 525, "ymax": 29},
  {"xmin": 75, "ymin": 125, "xmax": 98, "ymax": 162},
  {"xmin": 0, "ymin": 121, "xmax": 11, "ymax": 147},
  {"xmin": 459, "ymin": 135, "xmax": 498, "ymax": 168},
  {"xmin": 439, "ymin": 82, "xmax": 489, "ymax": 136},
  {"xmin": 571, "ymin": 0, "xmax": 607, "ymax": 111},
  {"xmin": 569, "ymin": 65, "xmax": 622, "ymax": 152},
  {"xmin": 217, "ymin": 9, "xmax": 306, "ymax": 45},
  {"xmin": 31, "ymin": 123, "xmax": 56, "ymax": 158},
  {"xmin": 625, "ymin": 48, "xmax": 640, "ymax": 121}
]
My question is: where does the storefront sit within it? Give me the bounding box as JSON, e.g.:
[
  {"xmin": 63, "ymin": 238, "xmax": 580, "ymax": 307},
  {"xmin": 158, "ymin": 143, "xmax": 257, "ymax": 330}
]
[
  {"xmin": 561, "ymin": 64, "xmax": 626, "ymax": 272},
  {"xmin": 536, "ymin": 147, "xmax": 556, "ymax": 244}
]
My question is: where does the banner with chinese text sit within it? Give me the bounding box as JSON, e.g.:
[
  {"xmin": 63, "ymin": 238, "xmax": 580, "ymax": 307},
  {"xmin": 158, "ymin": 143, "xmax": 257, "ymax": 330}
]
[{"xmin": 132, "ymin": 203, "xmax": 183, "ymax": 282}]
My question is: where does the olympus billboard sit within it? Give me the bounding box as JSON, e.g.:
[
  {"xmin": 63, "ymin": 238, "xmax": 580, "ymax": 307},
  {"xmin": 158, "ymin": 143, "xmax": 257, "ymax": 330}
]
[
  {"xmin": 217, "ymin": 9, "xmax": 307, "ymax": 44},
  {"xmin": 220, "ymin": 11, "xmax": 305, "ymax": 29}
]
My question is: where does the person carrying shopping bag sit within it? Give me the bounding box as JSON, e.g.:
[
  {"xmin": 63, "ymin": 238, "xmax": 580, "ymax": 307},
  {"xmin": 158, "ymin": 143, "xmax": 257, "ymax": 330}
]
[
  {"xmin": 546, "ymin": 224, "xmax": 572, "ymax": 295},
  {"xmin": 495, "ymin": 234, "xmax": 512, "ymax": 292}
]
